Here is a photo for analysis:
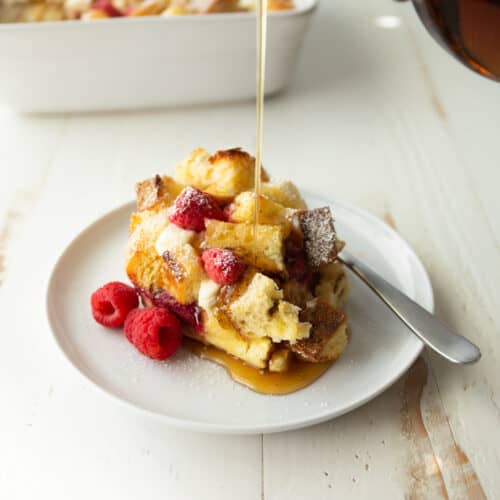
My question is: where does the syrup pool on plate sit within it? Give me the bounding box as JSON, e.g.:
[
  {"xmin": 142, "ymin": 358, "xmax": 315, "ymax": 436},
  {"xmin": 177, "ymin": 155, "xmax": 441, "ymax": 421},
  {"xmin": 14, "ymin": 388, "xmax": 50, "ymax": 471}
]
[{"xmin": 184, "ymin": 338, "xmax": 333, "ymax": 395}]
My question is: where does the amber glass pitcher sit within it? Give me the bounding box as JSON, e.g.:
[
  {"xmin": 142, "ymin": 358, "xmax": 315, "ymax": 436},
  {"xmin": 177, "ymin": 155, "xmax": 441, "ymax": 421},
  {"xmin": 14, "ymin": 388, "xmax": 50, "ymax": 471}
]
[{"xmin": 403, "ymin": 0, "xmax": 500, "ymax": 81}]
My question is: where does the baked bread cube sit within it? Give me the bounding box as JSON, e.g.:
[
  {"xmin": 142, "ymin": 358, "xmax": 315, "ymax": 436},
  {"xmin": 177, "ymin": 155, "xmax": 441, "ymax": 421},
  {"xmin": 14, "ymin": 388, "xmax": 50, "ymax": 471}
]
[
  {"xmin": 268, "ymin": 0, "xmax": 295, "ymax": 10},
  {"xmin": 135, "ymin": 174, "xmax": 183, "ymax": 212},
  {"xmin": 126, "ymin": 246, "xmax": 165, "ymax": 293},
  {"xmin": 228, "ymin": 273, "xmax": 311, "ymax": 344},
  {"xmin": 126, "ymin": 208, "xmax": 204, "ymax": 304},
  {"xmin": 161, "ymin": 244, "xmax": 206, "ymax": 304},
  {"xmin": 197, "ymin": 0, "xmax": 241, "ymax": 12},
  {"xmin": 126, "ymin": 209, "xmax": 170, "ymax": 290},
  {"xmin": 187, "ymin": 312, "xmax": 273, "ymax": 369},
  {"xmin": 174, "ymin": 148, "xmax": 269, "ymax": 200},
  {"xmin": 204, "ymin": 219, "xmax": 285, "ymax": 272},
  {"xmin": 261, "ymin": 180, "xmax": 307, "ymax": 209},
  {"xmin": 269, "ymin": 348, "xmax": 293, "ymax": 372},
  {"xmin": 228, "ymin": 191, "xmax": 293, "ymax": 235}
]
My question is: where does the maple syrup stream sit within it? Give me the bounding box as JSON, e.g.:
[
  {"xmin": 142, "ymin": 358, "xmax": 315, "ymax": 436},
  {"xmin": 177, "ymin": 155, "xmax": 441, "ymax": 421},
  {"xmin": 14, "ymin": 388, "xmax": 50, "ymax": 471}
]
[
  {"xmin": 186, "ymin": 2, "xmax": 333, "ymax": 394},
  {"xmin": 253, "ymin": 0, "xmax": 267, "ymax": 231}
]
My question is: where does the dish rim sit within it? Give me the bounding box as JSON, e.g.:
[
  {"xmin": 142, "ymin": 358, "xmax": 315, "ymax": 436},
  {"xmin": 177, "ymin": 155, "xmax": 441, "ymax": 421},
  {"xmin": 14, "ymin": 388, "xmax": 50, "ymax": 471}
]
[{"xmin": 46, "ymin": 194, "xmax": 433, "ymax": 434}]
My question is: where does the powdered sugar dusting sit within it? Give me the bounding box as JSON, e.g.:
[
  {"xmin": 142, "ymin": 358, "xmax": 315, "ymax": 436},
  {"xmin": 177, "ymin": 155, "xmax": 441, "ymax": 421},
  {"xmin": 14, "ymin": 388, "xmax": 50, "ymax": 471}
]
[
  {"xmin": 162, "ymin": 251, "xmax": 185, "ymax": 281},
  {"xmin": 299, "ymin": 207, "xmax": 338, "ymax": 267},
  {"xmin": 169, "ymin": 187, "xmax": 225, "ymax": 231},
  {"xmin": 178, "ymin": 187, "xmax": 213, "ymax": 210},
  {"xmin": 201, "ymin": 248, "xmax": 246, "ymax": 285},
  {"xmin": 212, "ymin": 249, "xmax": 241, "ymax": 279}
]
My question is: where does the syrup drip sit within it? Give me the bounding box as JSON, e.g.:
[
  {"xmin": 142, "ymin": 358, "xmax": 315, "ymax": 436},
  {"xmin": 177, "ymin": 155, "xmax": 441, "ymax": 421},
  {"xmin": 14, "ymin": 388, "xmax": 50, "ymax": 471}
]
[
  {"xmin": 253, "ymin": 0, "xmax": 267, "ymax": 233},
  {"xmin": 185, "ymin": 2, "xmax": 332, "ymax": 395},
  {"xmin": 184, "ymin": 338, "xmax": 332, "ymax": 395}
]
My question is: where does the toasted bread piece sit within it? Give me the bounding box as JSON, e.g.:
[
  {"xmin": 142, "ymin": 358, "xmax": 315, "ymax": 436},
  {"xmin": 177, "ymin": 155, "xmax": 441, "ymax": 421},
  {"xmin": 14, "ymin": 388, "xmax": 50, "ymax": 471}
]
[
  {"xmin": 261, "ymin": 180, "xmax": 307, "ymax": 209},
  {"xmin": 268, "ymin": 0, "xmax": 294, "ymax": 10},
  {"xmin": 127, "ymin": 208, "xmax": 170, "ymax": 291},
  {"xmin": 187, "ymin": 312, "xmax": 273, "ymax": 369},
  {"xmin": 196, "ymin": 0, "xmax": 240, "ymax": 12},
  {"xmin": 126, "ymin": 246, "xmax": 165, "ymax": 293},
  {"xmin": 128, "ymin": 195, "xmax": 206, "ymax": 304},
  {"xmin": 228, "ymin": 273, "xmax": 311, "ymax": 344},
  {"xmin": 204, "ymin": 219, "xmax": 285, "ymax": 272},
  {"xmin": 128, "ymin": 207, "xmax": 169, "ymax": 247},
  {"xmin": 161, "ymin": 244, "xmax": 206, "ymax": 304},
  {"xmin": 161, "ymin": 0, "xmax": 192, "ymax": 15},
  {"xmin": 135, "ymin": 174, "xmax": 183, "ymax": 212},
  {"xmin": 298, "ymin": 207, "xmax": 338, "ymax": 268},
  {"xmin": 228, "ymin": 192, "xmax": 293, "ymax": 235},
  {"xmin": 269, "ymin": 348, "xmax": 293, "ymax": 372},
  {"xmin": 174, "ymin": 148, "xmax": 268, "ymax": 200},
  {"xmin": 315, "ymin": 262, "xmax": 349, "ymax": 309},
  {"xmin": 290, "ymin": 299, "xmax": 349, "ymax": 362}
]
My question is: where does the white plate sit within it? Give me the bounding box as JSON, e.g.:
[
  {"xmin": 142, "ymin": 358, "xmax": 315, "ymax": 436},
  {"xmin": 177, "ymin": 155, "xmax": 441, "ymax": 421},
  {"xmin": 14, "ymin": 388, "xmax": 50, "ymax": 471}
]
[{"xmin": 46, "ymin": 194, "xmax": 433, "ymax": 434}]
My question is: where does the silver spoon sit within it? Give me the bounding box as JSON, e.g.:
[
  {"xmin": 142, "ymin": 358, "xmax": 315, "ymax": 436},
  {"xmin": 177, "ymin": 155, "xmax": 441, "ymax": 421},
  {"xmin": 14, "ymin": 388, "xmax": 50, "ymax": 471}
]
[{"xmin": 338, "ymin": 250, "xmax": 481, "ymax": 364}]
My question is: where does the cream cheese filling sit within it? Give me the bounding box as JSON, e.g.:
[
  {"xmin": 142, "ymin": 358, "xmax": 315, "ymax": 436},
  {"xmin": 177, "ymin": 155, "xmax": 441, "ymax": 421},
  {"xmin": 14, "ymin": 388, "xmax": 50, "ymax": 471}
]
[{"xmin": 155, "ymin": 224, "xmax": 195, "ymax": 256}]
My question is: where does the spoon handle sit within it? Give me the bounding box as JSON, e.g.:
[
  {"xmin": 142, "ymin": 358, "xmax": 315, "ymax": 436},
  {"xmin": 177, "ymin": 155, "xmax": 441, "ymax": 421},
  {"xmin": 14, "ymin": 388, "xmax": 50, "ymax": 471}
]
[{"xmin": 338, "ymin": 251, "xmax": 481, "ymax": 364}]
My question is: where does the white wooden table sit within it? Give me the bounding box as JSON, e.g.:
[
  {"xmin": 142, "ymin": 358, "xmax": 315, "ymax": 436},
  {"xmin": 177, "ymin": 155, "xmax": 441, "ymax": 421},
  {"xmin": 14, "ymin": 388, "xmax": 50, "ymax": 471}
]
[{"xmin": 1, "ymin": 1, "xmax": 499, "ymax": 498}]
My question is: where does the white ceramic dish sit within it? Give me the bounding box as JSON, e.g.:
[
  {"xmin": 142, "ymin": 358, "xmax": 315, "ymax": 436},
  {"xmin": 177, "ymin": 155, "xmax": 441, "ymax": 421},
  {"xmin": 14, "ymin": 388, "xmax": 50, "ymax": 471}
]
[
  {"xmin": 46, "ymin": 193, "xmax": 433, "ymax": 434},
  {"xmin": 0, "ymin": 0, "xmax": 317, "ymax": 113}
]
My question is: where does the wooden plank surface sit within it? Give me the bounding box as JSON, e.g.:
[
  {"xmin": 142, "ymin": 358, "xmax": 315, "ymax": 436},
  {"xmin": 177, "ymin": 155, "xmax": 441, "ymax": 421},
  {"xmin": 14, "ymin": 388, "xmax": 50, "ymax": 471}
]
[{"xmin": 1, "ymin": 1, "xmax": 499, "ymax": 498}]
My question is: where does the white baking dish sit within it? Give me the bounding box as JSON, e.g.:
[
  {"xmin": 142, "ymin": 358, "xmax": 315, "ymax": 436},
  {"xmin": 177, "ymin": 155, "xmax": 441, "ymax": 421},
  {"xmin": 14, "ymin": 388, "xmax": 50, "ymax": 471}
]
[{"xmin": 0, "ymin": 0, "xmax": 317, "ymax": 112}]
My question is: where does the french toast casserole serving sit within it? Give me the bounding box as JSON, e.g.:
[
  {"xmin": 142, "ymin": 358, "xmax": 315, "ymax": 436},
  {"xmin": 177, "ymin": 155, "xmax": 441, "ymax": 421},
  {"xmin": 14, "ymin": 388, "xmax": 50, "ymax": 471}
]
[{"xmin": 124, "ymin": 147, "xmax": 350, "ymax": 376}]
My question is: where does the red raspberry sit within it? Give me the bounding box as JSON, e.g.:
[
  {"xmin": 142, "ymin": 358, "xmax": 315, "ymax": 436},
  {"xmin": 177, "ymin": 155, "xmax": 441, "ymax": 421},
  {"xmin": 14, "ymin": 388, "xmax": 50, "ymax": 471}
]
[
  {"xmin": 168, "ymin": 187, "xmax": 225, "ymax": 232},
  {"xmin": 124, "ymin": 307, "xmax": 182, "ymax": 360},
  {"xmin": 91, "ymin": 281, "xmax": 139, "ymax": 328},
  {"xmin": 150, "ymin": 290, "xmax": 203, "ymax": 333},
  {"xmin": 93, "ymin": 0, "xmax": 123, "ymax": 16},
  {"xmin": 201, "ymin": 248, "xmax": 246, "ymax": 285}
]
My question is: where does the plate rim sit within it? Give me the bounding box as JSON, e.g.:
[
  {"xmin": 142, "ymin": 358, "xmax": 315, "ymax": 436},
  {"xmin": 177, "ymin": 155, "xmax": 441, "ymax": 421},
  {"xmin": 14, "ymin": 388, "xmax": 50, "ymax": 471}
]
[{"xmin": 46, "ymin": 195, "xmax": 433, "ymax": 434}]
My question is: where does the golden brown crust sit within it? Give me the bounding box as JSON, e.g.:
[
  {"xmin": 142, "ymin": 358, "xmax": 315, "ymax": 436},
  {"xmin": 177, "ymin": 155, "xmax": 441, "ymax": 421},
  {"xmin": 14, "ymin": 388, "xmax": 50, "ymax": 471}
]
[
  {"xmin": 159, "ymin": 245, "xmax": 205, "ymax": 304},
  {"xmin": 207, "ymin": 147, "xmax": 269, "ymax": 181},
  {"xmin": 197, "ymin": 0, "xmax": 240, "ymax": 13},
  {"xmin": 208, "ymin": 147, "xmax": 250, "ymax": 164},
  {"xmin": 135, "ymin": 174, "xmax": 183, "ymax": 212},
  {"xmin": 174, "ymin": 147, "xmax": 268, "ymax": 200},
  {"xmin": 268, "ymin": 0, "xmax": 294, "ymax": 11}
]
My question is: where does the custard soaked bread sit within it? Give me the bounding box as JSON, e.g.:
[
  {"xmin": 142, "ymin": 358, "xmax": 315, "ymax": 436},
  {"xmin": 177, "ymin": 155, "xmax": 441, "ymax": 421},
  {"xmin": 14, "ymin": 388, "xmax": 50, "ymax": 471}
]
[{"xmin": 126, "ymin": 148, "xmax": 350, "ymax": 372}]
